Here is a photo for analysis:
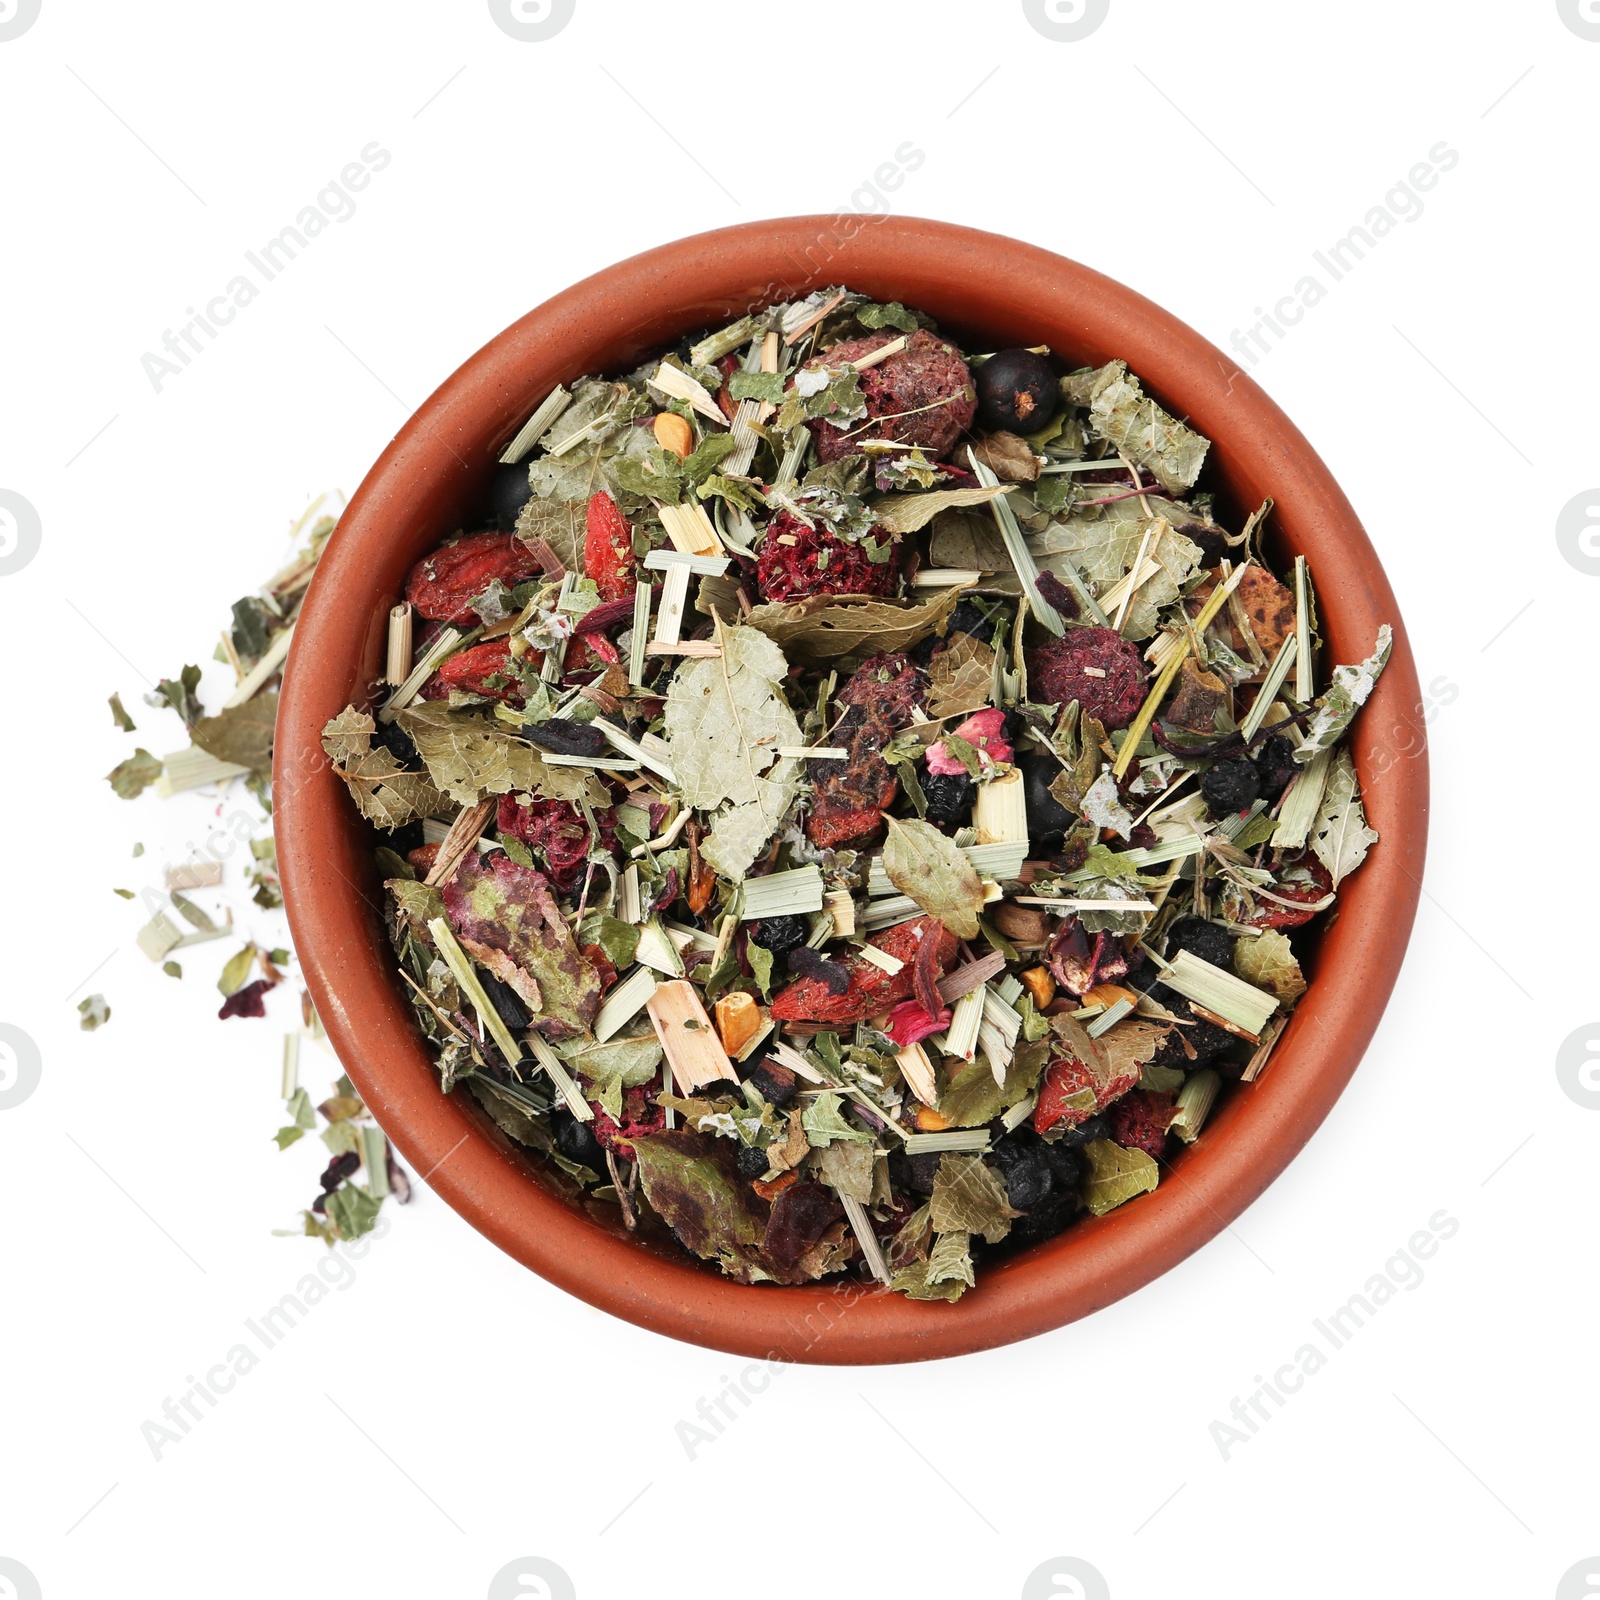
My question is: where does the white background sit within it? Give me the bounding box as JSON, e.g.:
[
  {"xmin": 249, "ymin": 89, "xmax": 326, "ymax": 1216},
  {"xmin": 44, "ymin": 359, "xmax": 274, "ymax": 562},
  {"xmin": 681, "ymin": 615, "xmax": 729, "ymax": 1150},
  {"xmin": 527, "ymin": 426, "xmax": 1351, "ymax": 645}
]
[{"xmin": 2, "ymin": 3, "xmax": 1597, "ymax": 1597}]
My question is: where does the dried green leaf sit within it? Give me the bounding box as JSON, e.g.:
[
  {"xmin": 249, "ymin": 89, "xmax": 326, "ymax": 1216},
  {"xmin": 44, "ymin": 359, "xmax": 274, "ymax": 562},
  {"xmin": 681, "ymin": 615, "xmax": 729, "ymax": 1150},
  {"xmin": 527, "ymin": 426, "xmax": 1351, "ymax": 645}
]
[
  {"xmin": 925, "ymin": 631, "xmax": 996, "ymax": 720},
  {"xmin": 108, "ymin": 693, "xmax": 135, "ymax": 732},
  {"xmin": 324, "ymin": 1184, "xmax": 381, "ymax": 1240},
  {"xmin": 930, "ymin": 1153, "xmax": 1020, "ymax": 1244},
  {"xmin": 1081, "ymin": 1136, "xmax": 1159, "ymax": 1215},
  {"xmin": 1232, "ymin": 928, "xmax": 1307, "ymax": 1005},
  {"xmin": 744, "ymin": 587, "xmax": 962, "ymax": 663},
  {"xmin": 1070, "ymin": 360, "xmax": 1209, "ymax": 495},
  {"xmin": 396, "ymin": 702, "xmax": 606, "ymax": 809},
  {"xmin": 1297, "ymin": 625, "xmax": 1393, "ymax": 762},
  {"xmin": 107, "ymin": 748, "xmax": 163, "ymax": 800},
  {"xmin": 939, "ymin": 1039, "xmax": 1048, "ymax": 1128},
  {"xmin": 801, "ymin": 1090, "xmax": 873, "ymax": 1147},
  {"xmin": 815, "ymin": 1139, "xmax": 874, "ymax": 1203},
  {"xmin": 1310, "ymin": 747, "xmax": 1378, "ymax": 888},
  {"xmin": 191, "ymin": 693, "xmax": 277, "ymax": 772},
  {"xmin": 630, "ymin": 1129, "xmax": 768, "ymax": 1282},
  {"xmin": 217, "ymin": 945, "xmax": 256, "ymax": 997},
  {"xmin": 559, "ymin": 1032, "xmax": 662, "ymax": 1122},
  {"xmin": 321, "ymin": 707, "xmax": 448, "ymax": 828},
  {"xmin": 77, "ymin": 994, "xmax": 111, "ymax": 1031},
  {"xmin": 871, "ymin": 485, "xmax": 1009, "ymax": 536},
  {"xmin": 881, "ymin": 817, "xmax": 985, "ymax": 939}
]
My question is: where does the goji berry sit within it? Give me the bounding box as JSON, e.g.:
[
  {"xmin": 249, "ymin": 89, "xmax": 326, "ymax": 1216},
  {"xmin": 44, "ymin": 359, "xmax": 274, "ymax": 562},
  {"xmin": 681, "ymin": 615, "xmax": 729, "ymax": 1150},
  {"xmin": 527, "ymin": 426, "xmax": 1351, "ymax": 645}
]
[
  {"xmin": 405, "ymin": 530, "xmax": 546, "ymax": 624},
  {"xmin": 584, "ymin": 492, "xmax": 637, "ymax": 602},
  {"xmin": 770, "ymin": 915, "xmax": 957, "ymax": 1025},
  {"xmin": 421, "ymin": 637, "xmax": 530, "ymax": 705}
]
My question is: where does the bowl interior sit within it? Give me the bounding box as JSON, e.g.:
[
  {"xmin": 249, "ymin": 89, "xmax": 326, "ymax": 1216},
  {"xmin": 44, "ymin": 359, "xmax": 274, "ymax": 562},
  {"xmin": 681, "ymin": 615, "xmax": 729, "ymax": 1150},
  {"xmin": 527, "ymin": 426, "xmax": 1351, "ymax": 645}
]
[{"xmin": 275, "ymin": 216, "xmax": 1427, "ymax": 1364}]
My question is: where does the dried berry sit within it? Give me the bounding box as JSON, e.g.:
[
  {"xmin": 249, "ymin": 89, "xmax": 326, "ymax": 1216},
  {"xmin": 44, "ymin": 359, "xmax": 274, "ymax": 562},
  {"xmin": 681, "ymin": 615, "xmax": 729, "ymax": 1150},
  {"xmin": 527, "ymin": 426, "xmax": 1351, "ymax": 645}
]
[
  {"xmin": 476, "ymin": 968, "xmax": 531, "ymax": 1034},
  {"xmin": 745, "ymin": 1059, "xmax": 798, "ymax": 1107},
  {"xmin": 318, "ymin": 1151, "xmax": 360, "ymax": 1192},
  {"xmin": 810, "ymin": 328, "xmax": 977, "ymax": 463},
  {"xmin": 1150, "ymin": 1004, "xmax": 1237, "ymax": 1070},
  {"xmin": 1107, "ymin": 1089, "xmax": 1175, "ymax": 1161},
  {"xmin": 584, "ymin": 491, "xmax": 636, "ymax": 602},
  {"xmin": 405, "ymin": 530, "xmax": 546, "ymax": 624},
  {"xmin": 750, "ymin": 915, "xmax": 807, "ymax": 956},
  {"xmin": 523, "ymin": 718, "xmax": 609, "ymax": 758},
  {"xmin": 553, "ymin": 1108, "xmax": 608, "ymax": 1171},
  {"xmin": 755, "ymin": 510, "xmax": 898, "ymax": 603},
  {"xmin": 770, "ymin": 916, "xmax": 958, "ymax": 1025},
  {"xmin": 992, "ymin": 1137, "xmax": 1053, "ymax": 1210},
  {"xmin": 735, "ymin": 1144, "xmax": 769, "ymax": 1181},
  {"xmin": 921, "ymin": 768, "xmax": 973, "ymax": 826},
  {"xmin": 1165, "ymin": 917, "xmax": 1233, "ymax": 970},
  {"xmin": 1020, "ymin": 752, "xmax": 1075, "ymax": 847},
  {"xmin": 975, "ymin": 348, "xmax": 1056, "ymax": 434},
  {"xmin": 1027, "ymin": 626, "xmax": 1149, "ymax": 730},
  {"xmin": 762, "ymin": 1180, "xmax": 843, "ymax": 1268},
  {"xmin": 787, "ymin": 944, "xmax": 850, "ymax": 995},
  {"xmin": 497, "ymin": 794, "xmax": 616, "ymax": 894},
  {"xmin": 1241, "ymin": 857, "xmax": 1333, "ymax": 930},
  {"xmin": 422, "ymin": 637, "xmax": 527, "ymax": 705},
  {"xmin": 1252, "ymin": 733, "xmax": 1298, "ymax": 802},
  {"xmin": 1200, "ymin": 757, "xmax": 1261, "ymax": 816}
]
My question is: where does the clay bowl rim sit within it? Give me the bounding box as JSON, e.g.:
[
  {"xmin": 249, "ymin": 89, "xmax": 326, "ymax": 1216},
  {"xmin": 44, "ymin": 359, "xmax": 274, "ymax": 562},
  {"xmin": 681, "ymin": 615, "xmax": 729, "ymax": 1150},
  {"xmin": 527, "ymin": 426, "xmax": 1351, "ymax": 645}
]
[{"xmin": 275, "ymin": 215, "xmax": 1428, "ymax": 1366}]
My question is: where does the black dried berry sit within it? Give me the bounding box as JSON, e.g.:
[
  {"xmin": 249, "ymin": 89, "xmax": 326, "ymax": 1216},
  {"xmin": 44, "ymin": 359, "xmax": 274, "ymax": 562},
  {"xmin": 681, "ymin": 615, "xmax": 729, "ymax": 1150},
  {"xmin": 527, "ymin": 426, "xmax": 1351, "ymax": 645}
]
[
  {"xmin": 1150, "ymin": 1001, "xmax": 1238, "ymax": 1070},
  {"xmin": 1165, "ymin": 917, "xmax": 1233, "ymax": 970},
  {"xmin": 750, "ymin": 915, "xmax": 807, "ymax": 956},
  {"xmin": 746, "ymin": 1059, "xmax": 798, "ymax": 1107},
  {"xmin": 921, "ymin": 768, "xmax": 974, "ymax": 827},
  {"xmin": 735, "ymin": 1144, "xmax": 769, "ymax": 1181},
  {"xmin": 903, "ymin": 1151, "xmax": 944, "ymax": 1196},
  {"xmin": 788, "ymin": 945, "xmax": 850, "ymax": 994},
  {"xmin": 318, "ymin": 1152, "xmax": 360, "ymax": 1193},
  {"xmin": 487, "ymin": 461, "xmax": 534, "ymax": 530},
  {"xmin": 1008, "ymin": 1191, "xmax": 1077, "ymax": 1246},
  {"xmin": 375, "ymin": 718, "xmax": 421, "ymax": 768},
  {"xmin": 1252, "ymin": 733, "xmax": 1298, "ymax": 802},
  {"xmin": 1020, "ymin": 752, "xmax": 1075, "ymax": 847},
  {"xmin": 1041, "ymin": 1141, "xmax": 1085, "ymax": 1191},
  {"xmin": 476, "ymin": 969, "xmax": 530, "ymax": 1035},
  {"xmin": 524, "ymin": 718, "xmax": 609, "ymax": 758},
  {"xmin": 999, "ymin": 1149, "xmax": 1053, "ymax": 1211},
  {"xmin": 1053, "ymin": 1112, "xmax": 1108, "ymax": 1150},
  {"xmin": 976, "ymin": 348, "xmax": 1056, "ymax": 434},
  {"xmin": 552, "ymin": 1109, "xmax": 608, "ymax": 1171},
  {"xmin": 1201, "ymin": 757, "xmax": 1261, "ymax": 815}
]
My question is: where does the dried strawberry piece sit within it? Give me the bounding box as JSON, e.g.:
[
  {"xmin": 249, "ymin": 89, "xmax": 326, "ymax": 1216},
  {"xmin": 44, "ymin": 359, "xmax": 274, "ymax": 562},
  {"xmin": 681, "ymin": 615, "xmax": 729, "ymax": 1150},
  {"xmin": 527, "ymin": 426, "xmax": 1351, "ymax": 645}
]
[
  {"xmin": 405, "ymin": 530, "xmax": 546, "ymax": 624},
  {"xmin": 1242, "ymin": 857, "xmax": 1334, "ymax": 930},
  {"xmin": 497, "ymin": 793, "xmax": 616, "ymax": 893},
  {"xmin": 584, "ymin": 491, "xmax": 637, "ymax": 602},
  {"xmin": 1027, "ymin": 626, "xmax": 1149, "ymax": 731},
  {"xmin": 421, "ymin": 637, "xmax": 530, "ymax": 705},
  {"xmin": 755, "ymin": 510, "xmax": 898, "ymax": 603},
  {"xmin": 1107, "ymin": 1089, "xmax": 1175, "ymax": 1160},
  {"xmin": 808, "ymin": 328, "xmax": 977, "ymax": 463},
  {"xmin": 770, "ymin": 916, "xmax": 957, "ymax": 1025}
]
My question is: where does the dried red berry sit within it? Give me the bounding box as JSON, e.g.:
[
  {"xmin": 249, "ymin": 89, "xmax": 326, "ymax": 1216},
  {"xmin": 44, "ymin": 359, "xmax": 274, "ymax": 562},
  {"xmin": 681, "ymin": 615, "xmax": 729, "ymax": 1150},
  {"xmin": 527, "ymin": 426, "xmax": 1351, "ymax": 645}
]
[
  {"xmin": 770, "ymin": 916, "xmax": 958, "ymax": 1025},
  {"xmin": 1107, "ymin": 1089, "xmax": 1175, "ymax": 1160},
  {"xmin": 421, "ymin": 637, "xmax": 529, "ymax": 704},
  {"xmin": 1032, "ymin": 1048, "xmax": 1143, "ymax": 1136},
  {"xmin": 1027, "ymin": 626, "xmax": 1149, "ymax": 731},
  {"xmin": 497, "ymin": 793, "xmax": 616, "ymax": 893},
  {"xmin": 806, "ymin": 652, "xmax": 920, "ymax": 851},
  {"xmin": 809, "ymin": 328, "xmax": 977, "ymax": 463},
  {"xmin": 584, "ymin": 491, "xmax": 636, "ymax": 602},
  {"xmin": 590, "ymin": 1073, "xmax": 667, "ymax": 1152},
  {"xmin": 755, "ymin": 510, "xmax": 898, "ymax": 604},
  {"xmin": 763, "ymin": 1180, "xmax": 844, "ymax": 1268},
  {"xmin": 1243, "ymin": 857, "xmax": 1334, "ymax": 930},
  {"xmin": 405, "ymin": 530, "xmax": 546, "ymax": 624}
]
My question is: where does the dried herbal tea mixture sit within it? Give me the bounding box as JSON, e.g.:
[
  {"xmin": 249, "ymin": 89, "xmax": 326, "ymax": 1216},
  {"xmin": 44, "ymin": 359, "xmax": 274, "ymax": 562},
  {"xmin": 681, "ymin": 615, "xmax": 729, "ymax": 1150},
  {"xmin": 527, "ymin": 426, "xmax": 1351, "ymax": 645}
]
[
  {"xmin": 325, "ymin": 287, "xmax": 1391, "ymax": 1299},
  {"xmin": 104, "ymin": 496, "xmax": 411, "ymax": 1243}
]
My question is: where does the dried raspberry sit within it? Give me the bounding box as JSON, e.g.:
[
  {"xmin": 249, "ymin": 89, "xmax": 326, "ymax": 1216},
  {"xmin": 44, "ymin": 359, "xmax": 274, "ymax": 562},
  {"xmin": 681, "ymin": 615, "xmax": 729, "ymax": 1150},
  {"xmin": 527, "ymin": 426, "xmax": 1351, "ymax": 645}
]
[
  {"xmin": 584, "ymin": 491, "xmax": 637, "ymax": 602},
  {"xmin": 755, "ymin": 511, "xmax": 898, "ymax": 603},
  {"xmin": 496, "ymin": 793, "xmax": 616, "ymax": 893},
  {"xmin": 405, "ymin": 530, "xmax": 546, "ymax": 624},
  {"xmin": 590, "ymin": 1074, "xmax": 667, "ymax": 1152},
  {"xmin": 1027, "ymin": 626, "xmax": 1149, "ymax": 730},
  {"xmin": 1107, "ymin": 1089, "xmax": 1175, "ymax": 1160},
  {"xmin": 809, "ymin": 328, "xmax": 977, "ymax": 463}
]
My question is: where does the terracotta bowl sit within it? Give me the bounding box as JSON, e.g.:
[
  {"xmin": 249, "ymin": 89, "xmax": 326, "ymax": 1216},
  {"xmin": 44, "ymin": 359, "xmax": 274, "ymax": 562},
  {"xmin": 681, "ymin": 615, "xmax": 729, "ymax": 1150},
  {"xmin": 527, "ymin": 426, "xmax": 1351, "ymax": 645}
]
[{"xmin": 275, "ymin": 216, "xmax": 1428, "ymax": 1364}]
